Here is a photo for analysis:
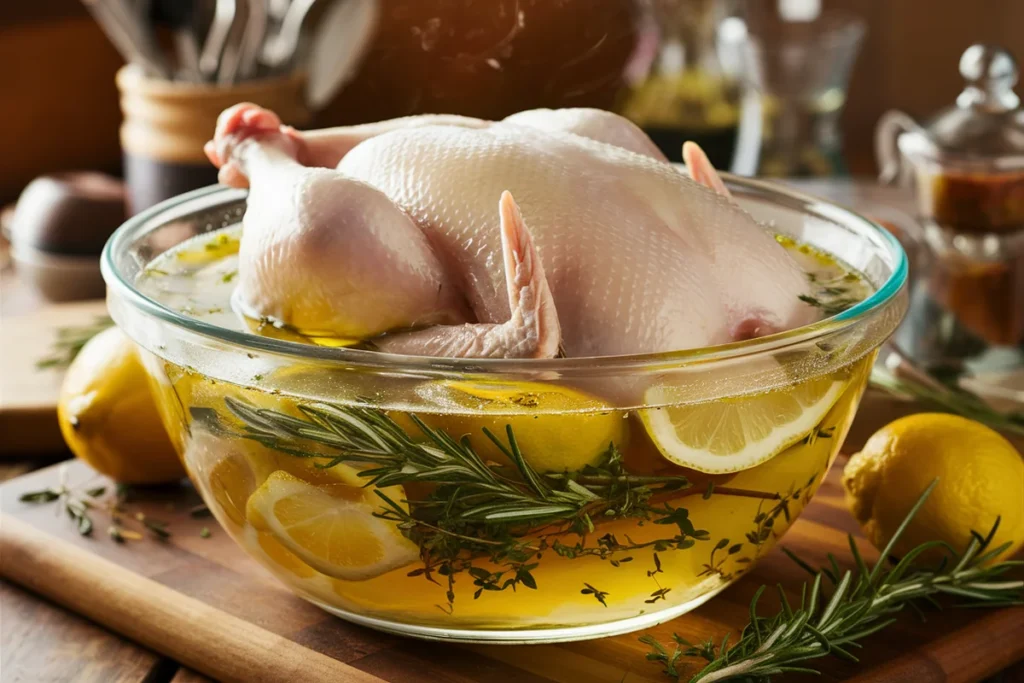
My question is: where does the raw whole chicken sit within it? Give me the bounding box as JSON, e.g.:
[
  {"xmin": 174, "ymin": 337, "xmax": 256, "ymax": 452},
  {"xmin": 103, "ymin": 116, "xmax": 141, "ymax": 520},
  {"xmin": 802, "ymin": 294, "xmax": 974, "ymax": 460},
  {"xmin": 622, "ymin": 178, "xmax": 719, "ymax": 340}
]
[{"xmin": 205, "ymin": 105, "xmax": 814, "ymax": 359}]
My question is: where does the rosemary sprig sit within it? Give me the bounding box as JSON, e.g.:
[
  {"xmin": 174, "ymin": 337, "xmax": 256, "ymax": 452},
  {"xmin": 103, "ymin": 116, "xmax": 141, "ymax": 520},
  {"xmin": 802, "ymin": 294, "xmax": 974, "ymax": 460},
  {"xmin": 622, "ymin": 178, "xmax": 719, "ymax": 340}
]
[
  {"xmin": 36, "ymin": 317, "xmax": 114, "ymax": 369},
  {"xmin": 870, "ymin": 364, "xmax": 1024, "ymax": 438},
  {"xmin": 19, "ymin": 470, "xmax": 104, "ymax": 536},
  {"xmin": 222, "ymin": 397, "xmax": 694, "ymax": 530},
  {"xmin": 219, "ymin": 398, "xmax": 717, "ymax": 611},
  {"xmin": 641, "ymin": 480, "xmax": 1024, "ymax": 682}
]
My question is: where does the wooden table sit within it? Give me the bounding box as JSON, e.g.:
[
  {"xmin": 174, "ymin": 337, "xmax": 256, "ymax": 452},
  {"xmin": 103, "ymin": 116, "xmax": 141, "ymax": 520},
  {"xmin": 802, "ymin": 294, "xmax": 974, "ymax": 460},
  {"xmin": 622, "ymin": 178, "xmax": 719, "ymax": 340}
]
[{"xmin": 1, "ymin": 180, "xmax": 1021, "ymax": 683}]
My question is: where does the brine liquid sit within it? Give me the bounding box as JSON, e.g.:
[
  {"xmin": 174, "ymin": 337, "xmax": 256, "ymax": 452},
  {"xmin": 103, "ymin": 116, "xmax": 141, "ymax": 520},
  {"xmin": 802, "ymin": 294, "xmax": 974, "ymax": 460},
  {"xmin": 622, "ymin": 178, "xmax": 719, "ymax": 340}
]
[{"xmin": 138, "ymin": 227, "xmax": 875, "ymax": 632}]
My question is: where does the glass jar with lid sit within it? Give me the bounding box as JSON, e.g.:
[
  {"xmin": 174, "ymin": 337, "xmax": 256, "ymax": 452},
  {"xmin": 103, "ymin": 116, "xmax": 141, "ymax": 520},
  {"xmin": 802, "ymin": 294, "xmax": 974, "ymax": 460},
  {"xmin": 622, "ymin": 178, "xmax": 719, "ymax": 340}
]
[{"xmin": 876, "ymin": 44, "xmax": 1024, "ymax": 400}]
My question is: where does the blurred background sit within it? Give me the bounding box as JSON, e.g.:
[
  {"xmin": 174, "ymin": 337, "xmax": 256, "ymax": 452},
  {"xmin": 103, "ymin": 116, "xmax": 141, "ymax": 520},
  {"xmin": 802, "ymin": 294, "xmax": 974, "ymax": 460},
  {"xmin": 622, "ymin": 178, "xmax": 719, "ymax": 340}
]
[
  {"xmin": 3, "ymin": 0, "xmax": 1024, "ymax": 398},
  {"xmin": 3, "ymin": 0, "xmax": 1024, "ymax": 203}
]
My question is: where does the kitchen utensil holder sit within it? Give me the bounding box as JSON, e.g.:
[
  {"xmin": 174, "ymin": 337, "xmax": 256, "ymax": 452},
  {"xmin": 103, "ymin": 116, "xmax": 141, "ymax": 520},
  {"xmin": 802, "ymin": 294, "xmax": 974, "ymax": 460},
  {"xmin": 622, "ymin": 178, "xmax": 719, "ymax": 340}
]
[{"xmin": 117, "ymin": 65, "xmax": 310, "ymax": 214}]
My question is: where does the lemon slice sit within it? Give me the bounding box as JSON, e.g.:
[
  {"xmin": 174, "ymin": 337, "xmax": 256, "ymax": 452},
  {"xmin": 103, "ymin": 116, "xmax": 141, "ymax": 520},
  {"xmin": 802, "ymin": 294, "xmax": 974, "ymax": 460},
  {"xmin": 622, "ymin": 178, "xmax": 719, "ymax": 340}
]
[
  {"xmin": 207, "ymin": 454, "xmax": 256, "ymax": 528},
  {"xmin": 640, "ymin": 375, "xmax": 846, "ymax": 474},
  {"xmin": 246, "ymin": 471, "xmax": 419, "ymax": 581},
  {"xmin": 396, "ymin": 379, "xmax": 629, "ymax": 473}
]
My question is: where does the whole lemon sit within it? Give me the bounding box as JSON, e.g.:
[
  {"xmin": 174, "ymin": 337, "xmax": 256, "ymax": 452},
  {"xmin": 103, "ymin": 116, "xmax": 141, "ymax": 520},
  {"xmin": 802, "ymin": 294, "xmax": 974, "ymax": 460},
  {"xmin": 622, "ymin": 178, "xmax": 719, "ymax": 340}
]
[
  {"xmin": 58, "ymin": 327, "xmax": 186, "ymax": 484},
  {"xmin": 843, "ymin": 413, "xmax": 1024, "ymax": 564}
]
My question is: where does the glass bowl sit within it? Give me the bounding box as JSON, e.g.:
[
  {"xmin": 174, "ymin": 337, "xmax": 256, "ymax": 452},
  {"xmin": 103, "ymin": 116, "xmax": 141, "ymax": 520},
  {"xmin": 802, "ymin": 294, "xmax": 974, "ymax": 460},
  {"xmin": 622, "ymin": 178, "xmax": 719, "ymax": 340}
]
[{"xmin": 102, "ymin": 177, "xmax": 908, "ymax": 644}]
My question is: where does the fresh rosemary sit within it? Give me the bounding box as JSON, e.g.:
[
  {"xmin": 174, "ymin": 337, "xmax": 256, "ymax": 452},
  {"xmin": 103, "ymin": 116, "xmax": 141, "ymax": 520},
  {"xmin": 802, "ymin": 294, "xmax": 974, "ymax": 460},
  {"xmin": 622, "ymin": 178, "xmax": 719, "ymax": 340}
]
[
  {"xmin": 641, "ymin": 480, "xmax": 1024, "ymax": 682},
  {"xmin": 36, "ymin": 316, "xmax": 114, "ymax": 369},
  {"xmin": 870, "ymin": 364, "xmax": 1024, "ymax": 438},
  {"xmin": 219, "ymin": 397, "xmax": 747, "ymax": 611}
]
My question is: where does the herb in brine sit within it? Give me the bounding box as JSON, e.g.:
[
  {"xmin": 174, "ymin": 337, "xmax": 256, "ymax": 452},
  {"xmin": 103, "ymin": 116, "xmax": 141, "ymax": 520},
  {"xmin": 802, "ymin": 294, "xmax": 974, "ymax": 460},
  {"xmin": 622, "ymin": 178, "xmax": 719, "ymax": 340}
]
[{"xmin": 218, "ymin": 397, "xmax": 835, "ymax": 614}]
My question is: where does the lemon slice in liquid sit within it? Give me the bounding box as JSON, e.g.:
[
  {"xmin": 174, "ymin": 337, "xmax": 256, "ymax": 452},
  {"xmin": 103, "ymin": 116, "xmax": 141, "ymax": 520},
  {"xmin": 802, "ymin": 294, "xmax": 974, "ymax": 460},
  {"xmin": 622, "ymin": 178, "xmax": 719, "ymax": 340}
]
[{"xmin": 640, "ymin": 375, "xmax": 847, "ymax": 474}]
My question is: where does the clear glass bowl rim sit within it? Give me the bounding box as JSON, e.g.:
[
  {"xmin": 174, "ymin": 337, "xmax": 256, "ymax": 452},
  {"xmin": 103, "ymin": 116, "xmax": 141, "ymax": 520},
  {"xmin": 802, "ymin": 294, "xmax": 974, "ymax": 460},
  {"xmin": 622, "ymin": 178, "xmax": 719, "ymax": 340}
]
[{"xmin": 101, "ymin": 175, "xmax": 908, "ymax": 374}]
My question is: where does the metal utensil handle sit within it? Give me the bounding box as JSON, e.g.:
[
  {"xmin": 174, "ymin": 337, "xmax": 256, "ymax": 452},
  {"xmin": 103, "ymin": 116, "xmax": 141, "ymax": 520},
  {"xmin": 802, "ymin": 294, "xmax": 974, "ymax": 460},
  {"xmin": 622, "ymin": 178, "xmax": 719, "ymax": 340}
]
[
  {"xmin": 263, "ymin": 0, "xmax": 317, "ymax": 68},
  {"xmin": 239, "ymin": 0, "xmax": 270, "ymax": 79},
  {"xmin": 175, "ymin": 30, "xmax": 204, "ymax": 82},
  {"xmin": 200, "ymin": 0, "xmax": 238, "ymax": 77},
  {"xmin": 82, "ymin": 0, "xmax": 170, "ymax": 77}
]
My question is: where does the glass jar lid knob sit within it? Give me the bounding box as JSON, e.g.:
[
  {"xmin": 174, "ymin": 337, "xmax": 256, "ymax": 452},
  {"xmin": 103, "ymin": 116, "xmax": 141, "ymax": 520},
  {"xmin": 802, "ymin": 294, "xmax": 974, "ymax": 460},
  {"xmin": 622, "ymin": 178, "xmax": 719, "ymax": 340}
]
[{"xmin": 957, "ymin": 44, "xmax": 1019, "ymax": 113}]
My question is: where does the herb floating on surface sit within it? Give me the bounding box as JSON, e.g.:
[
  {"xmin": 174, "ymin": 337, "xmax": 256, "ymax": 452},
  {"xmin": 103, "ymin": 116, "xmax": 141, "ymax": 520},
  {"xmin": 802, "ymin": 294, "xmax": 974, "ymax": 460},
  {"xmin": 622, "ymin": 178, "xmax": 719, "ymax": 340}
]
[
  {"xmin": 36, "ymin": 317, "xmax": 114, "ymax": 369},
  {"xmin": 800, "ymin": 270, "xmax": 864, "ymax": 317},
  {"xmin": 641, "ymin": 480, "xmax": 1024, "ymax": 682},
  {"xmin": 19, "ymin": 467, "xmax": 172, "ymax": 542},
  {"xmin": 220, "ymin": 398, "xmax": 789, "ymax": 612},
  {"xmin": 798, "ymin": 294, "xmax": 859, "ymax": 318}
]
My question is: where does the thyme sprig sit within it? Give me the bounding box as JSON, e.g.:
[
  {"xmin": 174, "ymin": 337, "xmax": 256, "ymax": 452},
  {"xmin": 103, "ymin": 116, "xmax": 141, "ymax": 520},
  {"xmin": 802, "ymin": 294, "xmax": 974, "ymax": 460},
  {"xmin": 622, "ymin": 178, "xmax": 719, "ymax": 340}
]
[
  {"xmin": 19, "ymin": 466, "xmax": 171, "ymax": 541},
  {"xmin": 36, "ymin": 317, "xmax": 114, "ymax": 369},
  {"xmin": 801, "ymin": 270, "xmax": 863, "ymax": 317},
  {"xmin": 641, "ymin": 480, "xmax": 1024, "ymax": 682}
]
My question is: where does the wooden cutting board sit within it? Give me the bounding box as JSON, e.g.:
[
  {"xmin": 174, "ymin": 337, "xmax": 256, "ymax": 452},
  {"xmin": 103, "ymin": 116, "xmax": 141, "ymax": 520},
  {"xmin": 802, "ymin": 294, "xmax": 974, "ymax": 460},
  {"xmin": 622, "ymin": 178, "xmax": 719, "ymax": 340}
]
[
  {"xmin": 0, "ymin": 299, "xmax": 108, "ymax": 455},
  {"xmin": 1, "ymin": 459, "xmax": 1021, "ymax": 683}
]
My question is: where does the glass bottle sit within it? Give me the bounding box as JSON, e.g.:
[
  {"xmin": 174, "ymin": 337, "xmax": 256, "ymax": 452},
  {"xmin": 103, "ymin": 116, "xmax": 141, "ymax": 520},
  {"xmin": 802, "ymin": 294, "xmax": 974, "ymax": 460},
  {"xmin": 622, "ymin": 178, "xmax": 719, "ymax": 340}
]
[
  {"xmin": 738, "ymin": 2, "xmax": 864, "ymax": 177},
  {"xmin": 617, "ymin": 0, "xmax": 743, "ymax": 169}
]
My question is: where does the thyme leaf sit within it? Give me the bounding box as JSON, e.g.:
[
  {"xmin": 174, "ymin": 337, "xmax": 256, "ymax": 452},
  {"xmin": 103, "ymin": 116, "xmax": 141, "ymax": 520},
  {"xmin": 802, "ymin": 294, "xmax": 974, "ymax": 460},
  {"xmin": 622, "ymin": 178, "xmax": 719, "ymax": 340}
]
[{"xmin": 18, "ymin": 468, "xmax": 172, "ymax": 543}]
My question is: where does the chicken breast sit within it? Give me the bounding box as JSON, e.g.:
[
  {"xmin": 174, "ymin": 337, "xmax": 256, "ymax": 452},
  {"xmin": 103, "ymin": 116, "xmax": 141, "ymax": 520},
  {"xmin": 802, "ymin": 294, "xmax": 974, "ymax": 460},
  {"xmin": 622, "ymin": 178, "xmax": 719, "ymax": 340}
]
[{"xmin": 205, "ymin": 105, "xmax": 814, "ymax": 358}]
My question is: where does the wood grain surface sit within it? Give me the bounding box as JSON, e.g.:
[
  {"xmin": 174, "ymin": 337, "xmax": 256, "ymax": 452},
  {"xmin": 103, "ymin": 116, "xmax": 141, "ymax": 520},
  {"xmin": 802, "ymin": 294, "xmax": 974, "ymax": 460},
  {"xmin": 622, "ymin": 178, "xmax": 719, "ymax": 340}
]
[
  {"xmin": 1, "ymin": 460, "xmax": 1021, "ymax": 683},
  {"xmin": 0, "ymin": 16, "xmax": 123, "ymax": 202},
  {"xmin": 0, "ymin": 580, "xmax": 169, "ymax": 683},
  {"xmin": 0, "ymin": 299, "xmax": 109, "ymax": 455},
  {"xmin": 1, "ymin": 515, "xmax": 385, "ymax": 683}
]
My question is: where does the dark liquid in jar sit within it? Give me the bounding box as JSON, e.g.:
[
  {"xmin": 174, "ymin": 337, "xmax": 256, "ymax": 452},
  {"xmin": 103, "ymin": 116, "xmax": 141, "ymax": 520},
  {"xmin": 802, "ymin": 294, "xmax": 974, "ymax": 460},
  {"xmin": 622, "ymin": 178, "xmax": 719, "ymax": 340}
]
[
  {"xmin": 926, "ymin": 170, "xmax": 1024, "ymax": 234},
  {"xmin": 916, "ymin": 168, "xmax": 1024, "ymax": 348}
]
